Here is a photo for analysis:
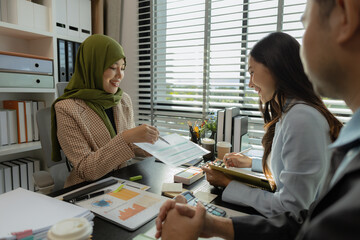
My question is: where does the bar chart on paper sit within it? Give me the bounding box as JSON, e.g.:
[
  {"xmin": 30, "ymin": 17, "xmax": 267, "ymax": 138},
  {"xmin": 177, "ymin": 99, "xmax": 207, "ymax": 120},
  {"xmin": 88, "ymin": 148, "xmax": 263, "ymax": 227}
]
[
  {"xmin": 109, "ymin": 188, "xmax": 140, "ymax": 201},
  {"xmin": 75, "ymin": 181, "xmax": 167, "ymax": 231}
]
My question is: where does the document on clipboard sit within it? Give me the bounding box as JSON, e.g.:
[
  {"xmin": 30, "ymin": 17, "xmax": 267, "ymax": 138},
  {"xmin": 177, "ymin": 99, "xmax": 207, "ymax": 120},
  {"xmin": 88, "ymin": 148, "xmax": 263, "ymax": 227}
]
[
  {"xmin": 209, "ymin": 164, "xmax": 274, "ymax": 192},
  {"xmin": 135, "ymin": 133, "xmax": 209, "ymax": 167}
]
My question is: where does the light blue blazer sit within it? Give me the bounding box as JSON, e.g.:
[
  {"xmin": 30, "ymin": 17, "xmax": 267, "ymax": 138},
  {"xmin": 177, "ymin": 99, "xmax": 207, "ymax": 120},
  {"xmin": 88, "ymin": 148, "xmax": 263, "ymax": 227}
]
[{"xmin": 222, "ymin": 102, "xmax": 331, "ymax": 217}]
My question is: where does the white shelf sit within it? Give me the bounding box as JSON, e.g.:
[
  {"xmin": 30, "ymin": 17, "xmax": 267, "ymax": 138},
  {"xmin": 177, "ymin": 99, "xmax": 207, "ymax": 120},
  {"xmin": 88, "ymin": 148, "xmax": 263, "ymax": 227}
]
[
  {"xmin": 0, "ymin": 21, "xmax": 53, "ymax": 39},
  {"xmin": 55, "ymin": 33, "xmax": 84, "ymax": 43},
  {"xmin": 0, "ymin": 0, "xmax": 90, "ymax": 160},
  {"xmin": 0, "ymin": 142, "xmax": 42, "ymax": 156},
  {"xmin": 0, "ymin": 88, "xmax": 56, "ymax": 93}
]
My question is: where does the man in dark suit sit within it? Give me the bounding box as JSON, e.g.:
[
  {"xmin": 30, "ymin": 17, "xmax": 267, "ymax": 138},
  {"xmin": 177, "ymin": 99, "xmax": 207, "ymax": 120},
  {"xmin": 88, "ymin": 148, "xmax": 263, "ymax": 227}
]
[{"xmin": 155, "ymin": 0, "xmax": 360, "ymax": 239}]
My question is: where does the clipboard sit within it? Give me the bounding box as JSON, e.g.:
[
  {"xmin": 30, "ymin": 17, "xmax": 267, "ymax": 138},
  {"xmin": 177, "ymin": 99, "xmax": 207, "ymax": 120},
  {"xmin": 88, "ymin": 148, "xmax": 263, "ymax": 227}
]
[{"xmin": 209, "ymin": 164, "xmax": 274, "ymax": 192}]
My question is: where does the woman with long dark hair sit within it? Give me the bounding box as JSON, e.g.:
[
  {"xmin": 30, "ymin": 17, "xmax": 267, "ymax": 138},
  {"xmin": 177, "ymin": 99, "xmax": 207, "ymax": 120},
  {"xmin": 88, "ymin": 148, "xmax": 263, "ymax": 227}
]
[{"xmin": 203, "ymin": 32, "xmax": 342, "ymax": 217}]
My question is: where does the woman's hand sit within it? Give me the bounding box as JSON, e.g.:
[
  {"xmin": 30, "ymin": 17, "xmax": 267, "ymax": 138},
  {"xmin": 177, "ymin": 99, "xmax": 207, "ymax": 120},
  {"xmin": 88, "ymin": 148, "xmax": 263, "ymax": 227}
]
[
  {"xmin": 202, "ymin": 166, "xmax": 232, "ymax": 187},
  {"xmin": 122, "ymin": 124, "xmax": 159, "ymax": 144},
  {"xmin": 223, "ymin": 152, "xmax": 252, "ymax": 168}
]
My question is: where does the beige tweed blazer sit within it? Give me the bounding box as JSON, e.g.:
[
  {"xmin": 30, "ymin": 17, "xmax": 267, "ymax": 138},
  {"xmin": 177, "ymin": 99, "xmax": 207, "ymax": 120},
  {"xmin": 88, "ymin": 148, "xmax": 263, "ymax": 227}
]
[{"xmin": 55, "ymin": 92, "xmax": 141, "ymax": 187}]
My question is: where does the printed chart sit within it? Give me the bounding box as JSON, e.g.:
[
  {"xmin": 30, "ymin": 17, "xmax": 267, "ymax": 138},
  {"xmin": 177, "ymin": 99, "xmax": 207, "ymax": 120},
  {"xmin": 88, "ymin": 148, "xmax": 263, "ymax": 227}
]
[{"xmin": 76, "ymin": 183, "xmax": 167, "ymax": 230}]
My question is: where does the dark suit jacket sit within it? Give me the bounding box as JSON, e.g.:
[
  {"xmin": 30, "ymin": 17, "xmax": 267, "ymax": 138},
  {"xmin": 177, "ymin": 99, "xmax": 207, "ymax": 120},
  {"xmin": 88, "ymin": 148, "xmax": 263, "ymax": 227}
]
[{"xmin": 232, "ymin": 149, "xmax": 360, "ymax": 239}]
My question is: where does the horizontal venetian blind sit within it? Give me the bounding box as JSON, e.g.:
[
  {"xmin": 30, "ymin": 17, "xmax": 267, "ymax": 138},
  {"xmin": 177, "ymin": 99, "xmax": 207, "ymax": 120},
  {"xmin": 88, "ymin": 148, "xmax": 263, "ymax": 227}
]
[{"xmin": 137, "ymin": 0, "xmax": 352, "ymax": 149}]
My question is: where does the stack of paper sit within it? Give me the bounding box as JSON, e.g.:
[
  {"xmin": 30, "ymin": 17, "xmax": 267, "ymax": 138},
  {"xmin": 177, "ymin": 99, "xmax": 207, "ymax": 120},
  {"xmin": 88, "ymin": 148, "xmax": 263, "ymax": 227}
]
[{"xmin": 0, "ymin": 188, "xmax": 94, "ymax": 240}]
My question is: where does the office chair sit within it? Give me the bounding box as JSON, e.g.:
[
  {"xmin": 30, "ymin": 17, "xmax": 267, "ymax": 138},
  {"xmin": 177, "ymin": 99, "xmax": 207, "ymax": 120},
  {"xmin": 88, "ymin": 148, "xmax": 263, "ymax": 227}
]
[
  {"xmin": 56, "ymin": 82, "xmax": 68, "ymax": 97},
  {"xmin": 34, "ymin": 107, "xmax": 70, "ymax": 194}
]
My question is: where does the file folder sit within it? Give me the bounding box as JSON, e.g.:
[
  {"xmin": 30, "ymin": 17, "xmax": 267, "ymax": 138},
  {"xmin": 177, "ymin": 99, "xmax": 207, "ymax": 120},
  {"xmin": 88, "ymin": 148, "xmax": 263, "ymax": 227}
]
[
  {"xmin": 0, "ymin": 72, "xmax": 54, "ymax": 88},
  {"xmin": 55, "ymin": 0, "xmax": 67, "ymax": 35},
  {"xmin": 233, "ymin": 116, "xmax": 248, "ymax": 153},
  {"xmin": 66, "ymin": 41, "xmax": 74, "ymax": 82},
  {"xmin": 0, "ymin": 51, "xmax": 53, "ymax": 75},
  {"xmin": 57, "ymin": 39, "xmax": 67, "ymax": 82},
  {"xmin": 0, "ymin": 164, "xmax": 12, "ymax": 193},
  {"xmin": 2, "ymin": 162, "xmax": 20, "ymax": 190},
  {"xmin": 0, "ymin": 165, "xmax": 5, "ymax": 194},
  {"xmin": 74, "ymin": 42, "xmax": 81, "ymax": 64},
  {"xmin": 224, "ymin": 107, "xmax": 240, "ymax": 146},
  {"xmin": 7, "ymin": 109, "xmax": 18, "ymax": 144},
  {"xmin": 3, "ymin": 100, "xmax": 26, "ymax": 143},
  {"xmin": 11, "ymin": 160, "xmax": 28, "ymax": 190},
  {"xmin": 0, "ymin": 110, "xmax": 8, "ymax": 146},
  {"xmin": 18, "ymin": 158, "xmax": 35, "ymax": 191},
  {"xmin": 24, "ymin": 101, "xmax": 33, "ymax": 142},
  {"xmin": 217, "ymin": 109, "xmax": 225, "ymax": 143},
  {"xmin": 67, "ymin": 0, "xmax": 80, "ymax": 37},
  {"xmin": 79, "ymin": 0, "xmax": 91, "ymax": 40}
]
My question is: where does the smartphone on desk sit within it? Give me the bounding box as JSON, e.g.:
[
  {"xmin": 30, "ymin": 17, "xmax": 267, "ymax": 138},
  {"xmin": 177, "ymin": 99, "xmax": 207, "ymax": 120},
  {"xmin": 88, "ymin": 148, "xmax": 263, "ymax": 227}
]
[{"xmin": 179, "ymin": 190, "xmax": 226, "ymax": 217}]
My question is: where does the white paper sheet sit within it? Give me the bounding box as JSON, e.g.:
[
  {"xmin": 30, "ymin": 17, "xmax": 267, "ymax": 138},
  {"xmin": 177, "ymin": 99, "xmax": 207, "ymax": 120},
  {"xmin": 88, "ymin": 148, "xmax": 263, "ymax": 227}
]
[
  {"xmin": 0, "ymin": 188, "xmax": 93, "ymax": 239},
  {"xmin": 135, "ymin": 134, "xmax": 209, "ymax": 167}
]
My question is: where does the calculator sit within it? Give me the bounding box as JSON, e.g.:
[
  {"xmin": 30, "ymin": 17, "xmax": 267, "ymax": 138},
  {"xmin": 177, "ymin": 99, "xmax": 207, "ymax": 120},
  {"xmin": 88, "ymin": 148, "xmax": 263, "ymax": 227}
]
[{"xmin": 180, "ymin": 191, "xmax": 226, "ymax": 217}]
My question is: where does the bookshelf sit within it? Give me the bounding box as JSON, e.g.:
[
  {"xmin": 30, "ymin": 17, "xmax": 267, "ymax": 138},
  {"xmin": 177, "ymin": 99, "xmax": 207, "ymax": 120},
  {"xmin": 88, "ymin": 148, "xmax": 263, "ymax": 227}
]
[{"xmin": 0, "ymin": 0, "xmax": 91, "ymax": 162}]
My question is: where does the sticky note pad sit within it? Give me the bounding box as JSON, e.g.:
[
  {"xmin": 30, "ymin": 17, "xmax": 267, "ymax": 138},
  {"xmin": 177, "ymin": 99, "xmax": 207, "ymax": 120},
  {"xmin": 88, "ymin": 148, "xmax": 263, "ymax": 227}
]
[
  {"xmin": 161, "ymin": 183, "xmax": 183, "ymax": 193},
  {"xmin": 194, "ymin": 191, "xmax": 217, "ymax": 203}
]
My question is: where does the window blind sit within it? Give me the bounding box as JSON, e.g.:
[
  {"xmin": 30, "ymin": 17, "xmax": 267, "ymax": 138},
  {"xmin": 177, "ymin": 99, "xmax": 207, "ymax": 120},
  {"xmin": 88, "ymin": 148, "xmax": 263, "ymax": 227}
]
[{"xmin": 137, "ymin": 0, "xmax": 352, "ymax": 149}]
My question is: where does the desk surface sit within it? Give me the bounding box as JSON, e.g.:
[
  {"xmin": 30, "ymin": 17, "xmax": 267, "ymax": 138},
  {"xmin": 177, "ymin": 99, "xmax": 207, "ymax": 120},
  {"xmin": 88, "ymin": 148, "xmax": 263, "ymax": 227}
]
[{"xmin": 51, "ymin": 157, "xmax": 259, "ymax": 240}]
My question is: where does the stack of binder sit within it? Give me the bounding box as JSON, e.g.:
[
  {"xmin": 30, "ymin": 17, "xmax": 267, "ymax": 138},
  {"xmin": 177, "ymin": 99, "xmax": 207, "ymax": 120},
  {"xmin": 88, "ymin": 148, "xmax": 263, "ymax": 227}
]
[
  {"xmin": 217, "ymin": 107, "xmax": 249, "ymax": 152},
  {"xmin": 0, "ymin": 157, "xmax": 40, "ymax": 194},
  {"xmin": 0, "ymin": 51, "xmax": 50, "ymax": 143},
  {"xmin": 57, "ymin": 39, "xmax": 81, "ymax": 82}
]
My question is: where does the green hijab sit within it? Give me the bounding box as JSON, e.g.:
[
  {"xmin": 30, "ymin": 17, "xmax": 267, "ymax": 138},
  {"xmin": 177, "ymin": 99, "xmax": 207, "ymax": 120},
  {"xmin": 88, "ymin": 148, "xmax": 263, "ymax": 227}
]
[{"xmin": 51, "ymin": 34, "xmax": 126, "ymax": 162}]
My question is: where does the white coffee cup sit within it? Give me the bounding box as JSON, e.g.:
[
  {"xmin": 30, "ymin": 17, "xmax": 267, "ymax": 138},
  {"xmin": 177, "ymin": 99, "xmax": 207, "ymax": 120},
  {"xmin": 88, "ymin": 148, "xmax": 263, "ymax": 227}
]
[
  {"xmin": 47, "ymin": 217, "xmax": 92, "ymax": 240},
  {"xmin": 217, "ymin": 141, "xmax": 232, "ymax": 160}
]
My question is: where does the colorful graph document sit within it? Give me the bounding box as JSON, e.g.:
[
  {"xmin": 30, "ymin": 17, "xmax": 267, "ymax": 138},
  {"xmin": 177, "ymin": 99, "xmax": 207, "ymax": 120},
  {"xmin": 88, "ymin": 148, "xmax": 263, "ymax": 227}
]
[
  {"xmin": 135, "ymin": 134, "xmax": 210, "ymax": 167},
  {"xmin": 75, "ymin": 180, "xmax": 167, "ymax": 231}
]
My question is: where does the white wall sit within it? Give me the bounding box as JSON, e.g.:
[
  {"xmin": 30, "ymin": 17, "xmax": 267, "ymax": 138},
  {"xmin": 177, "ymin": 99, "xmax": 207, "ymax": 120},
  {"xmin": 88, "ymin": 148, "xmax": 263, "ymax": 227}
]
[{"xmin": 120, "ymin": 0, "xmax": 139, "ymax": 118}]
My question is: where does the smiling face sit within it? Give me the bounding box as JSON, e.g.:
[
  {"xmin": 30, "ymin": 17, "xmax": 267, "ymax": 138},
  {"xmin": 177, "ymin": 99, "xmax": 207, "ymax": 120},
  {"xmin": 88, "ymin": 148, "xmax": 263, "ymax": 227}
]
[
  {"xmin": 248, "ymin": 56, "xmax": 277, "ymax": 104},
  {"xmin": 102, "ymin": 58, "xmax": 126, "ymax": 94}
]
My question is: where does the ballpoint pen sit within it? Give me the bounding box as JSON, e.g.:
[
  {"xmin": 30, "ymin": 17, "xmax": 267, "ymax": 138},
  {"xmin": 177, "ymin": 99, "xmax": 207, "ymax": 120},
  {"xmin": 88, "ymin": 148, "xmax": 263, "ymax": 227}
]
[
  {"xmin": 159, "ymin": 136, "xmax": 171, "ymax": 145},
  {"xmin": 72, "ymin": 189, "xmax": 111, "ymax": 203},
  {"xmin": 239, "ymin": 147, "xmax": 252, "ymax": 154}
]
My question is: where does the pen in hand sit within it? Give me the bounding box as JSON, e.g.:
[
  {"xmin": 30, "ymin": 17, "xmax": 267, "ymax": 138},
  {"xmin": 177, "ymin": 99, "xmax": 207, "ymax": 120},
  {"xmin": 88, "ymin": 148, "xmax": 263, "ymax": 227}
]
[
  {"xmin": 72, "ymin": 189, "xmax": 111, "ymax": 203},
  {"xmin": 159, "ymin": 136, "xmax": 170, "ymax": 145}
]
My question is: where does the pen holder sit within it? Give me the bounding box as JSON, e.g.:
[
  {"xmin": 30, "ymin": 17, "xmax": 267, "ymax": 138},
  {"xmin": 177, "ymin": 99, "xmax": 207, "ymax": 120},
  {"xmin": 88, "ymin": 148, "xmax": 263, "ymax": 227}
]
[{"xmin": 189, "ymin": 127, "xmax": 201, "ymax": 144}]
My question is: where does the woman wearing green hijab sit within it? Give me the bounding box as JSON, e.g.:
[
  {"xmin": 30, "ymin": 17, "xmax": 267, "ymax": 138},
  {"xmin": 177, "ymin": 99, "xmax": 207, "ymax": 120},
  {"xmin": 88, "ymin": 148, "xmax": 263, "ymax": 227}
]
[{"xmin": 52, "ymin": 34, "xmax": 159, "ymax": 187}]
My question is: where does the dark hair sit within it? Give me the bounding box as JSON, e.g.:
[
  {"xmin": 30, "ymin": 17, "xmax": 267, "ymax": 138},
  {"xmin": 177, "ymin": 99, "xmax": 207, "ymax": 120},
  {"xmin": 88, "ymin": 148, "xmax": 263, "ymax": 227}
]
[{"xmin": 250, "ymin": 32, "xmax": 342, "ymax": 189}]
